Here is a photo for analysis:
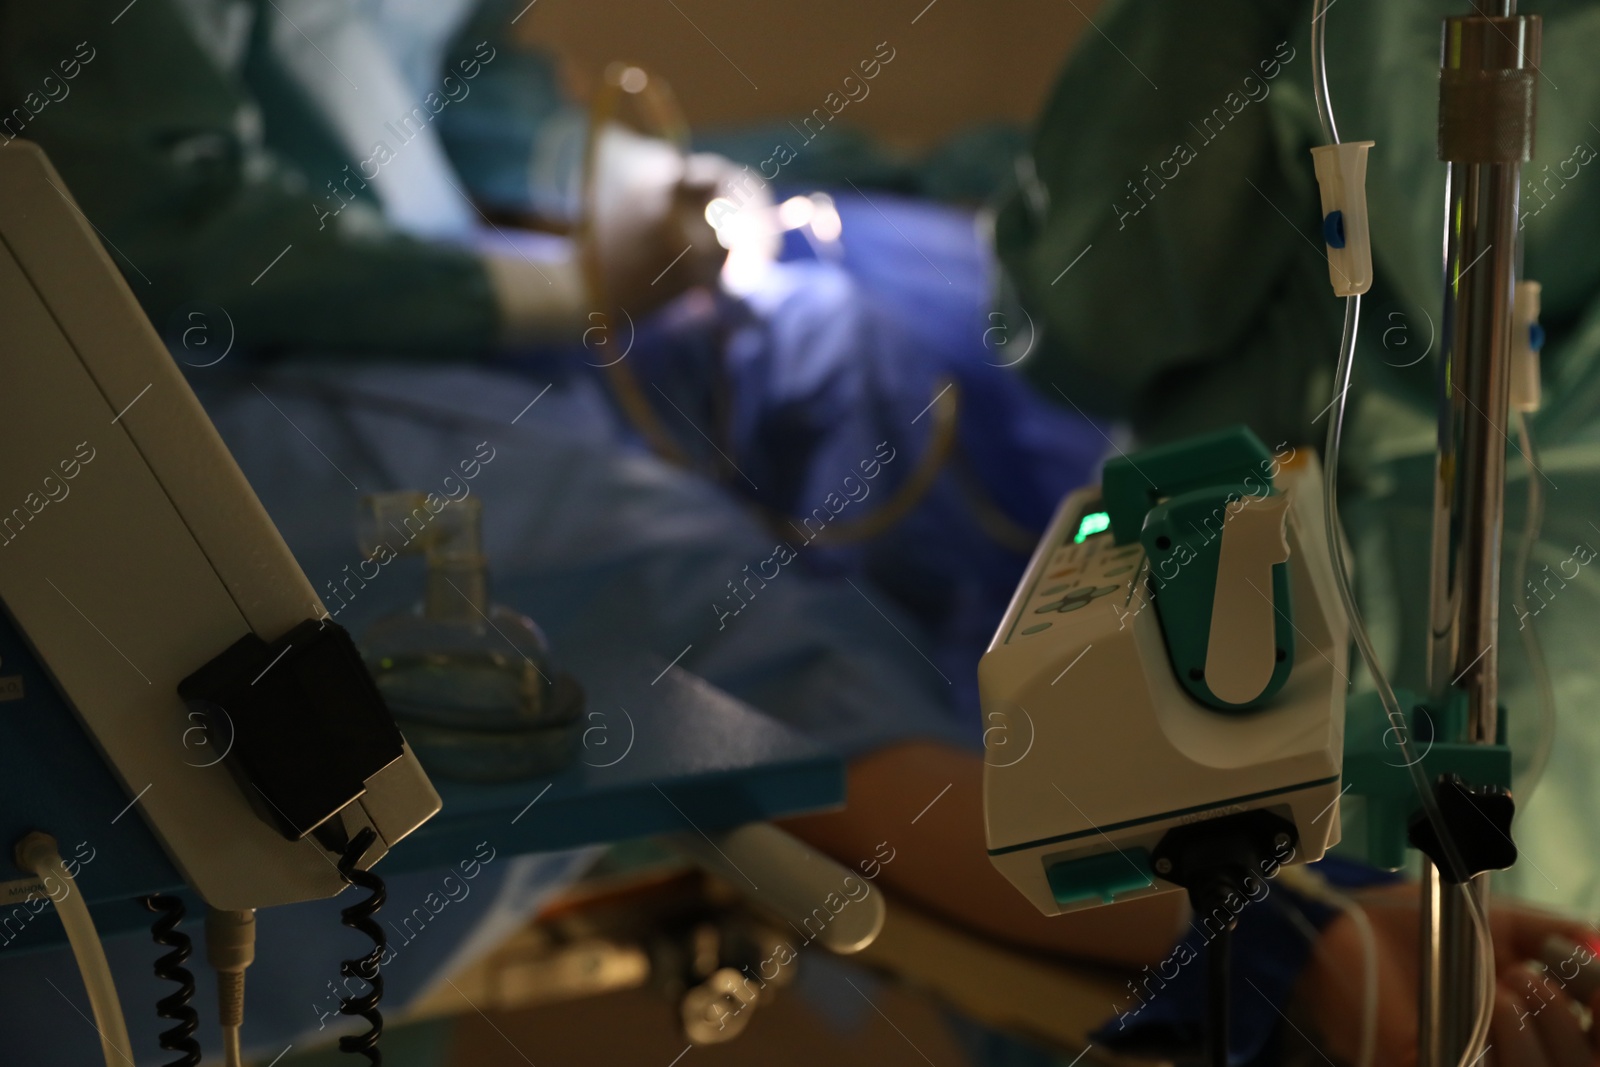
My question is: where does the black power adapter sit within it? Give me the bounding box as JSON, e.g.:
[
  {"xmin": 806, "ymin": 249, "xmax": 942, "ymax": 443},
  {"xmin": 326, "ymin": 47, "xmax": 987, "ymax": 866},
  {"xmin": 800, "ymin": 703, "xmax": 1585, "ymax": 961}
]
[{"xmin": 179, "ymin": 620, "xmax": 405, "ymax": 841}]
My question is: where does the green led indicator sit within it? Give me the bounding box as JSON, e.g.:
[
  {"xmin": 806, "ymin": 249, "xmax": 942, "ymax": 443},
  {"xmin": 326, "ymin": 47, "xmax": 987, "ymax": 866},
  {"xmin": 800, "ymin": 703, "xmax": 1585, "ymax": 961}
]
[{"xmin": 1074, "ymin": 510, "xmax": 1111, "ymax": 543}]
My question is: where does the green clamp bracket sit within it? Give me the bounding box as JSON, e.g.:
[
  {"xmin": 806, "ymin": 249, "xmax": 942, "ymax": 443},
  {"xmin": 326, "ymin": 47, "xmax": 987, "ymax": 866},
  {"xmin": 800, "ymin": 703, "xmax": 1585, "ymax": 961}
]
[
  {"xmin": 1102, "ymin": 425, "xmax": 1279, "ymax": 548},
  {"xmin": 1102, "ymin": 425, "xmax": 1294, "ymax": 712},
  {"xmin": 1339, "ymin": 688, "xmax": 1513, "ymax": 871}
]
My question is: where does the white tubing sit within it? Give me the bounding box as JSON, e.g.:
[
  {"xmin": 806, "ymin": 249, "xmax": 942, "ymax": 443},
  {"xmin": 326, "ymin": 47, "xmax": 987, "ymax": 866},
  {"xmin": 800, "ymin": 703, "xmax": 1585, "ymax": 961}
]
[
  {"xmin": 1322, "ymin": 294, "xmax": 1497, "ymax": 1067},
  {"xmin": 1511, "ymin": 410, "xmax": 1556, "ymax": 797},
  {"xmin": 1310, "ymin": 0, "xmax": 1495, "ymax": 1059},
  {"xmin": 15, "ymin": 833, "xmax": 132, "ymax": 1067},
  {"xmin": 668, "ymin": 823, "xmax": 885, "ymax": 955}
]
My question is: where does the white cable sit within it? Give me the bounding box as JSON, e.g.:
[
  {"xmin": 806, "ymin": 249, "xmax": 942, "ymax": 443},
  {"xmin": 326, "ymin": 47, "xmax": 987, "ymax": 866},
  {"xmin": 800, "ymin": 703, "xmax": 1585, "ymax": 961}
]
[
  {"xmin": 1511, "ymin": 410, "xmax": 1557, "ymax": 796},
  {"xmin": 14, "ymin": 833, "xmax": 133, "ymax": 1067},
  {"xmin": 207, "ymin": 907, "xmax": 256, "ymax": 1067},
  {"xmin": 1309, "ymin": 1, "xmax": 1496, "ymax": 1062}
]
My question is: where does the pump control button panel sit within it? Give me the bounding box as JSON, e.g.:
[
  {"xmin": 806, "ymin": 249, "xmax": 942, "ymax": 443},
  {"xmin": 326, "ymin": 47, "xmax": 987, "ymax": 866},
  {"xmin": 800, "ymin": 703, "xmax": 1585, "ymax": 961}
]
[{"xmin": 1007, "ymin": 505, "xmax": 1146, "ymax": 643}]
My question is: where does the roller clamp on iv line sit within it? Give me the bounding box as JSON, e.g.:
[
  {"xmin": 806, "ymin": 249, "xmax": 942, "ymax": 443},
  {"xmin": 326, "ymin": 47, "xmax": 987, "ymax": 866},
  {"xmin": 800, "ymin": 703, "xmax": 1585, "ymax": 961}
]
[
  {"xmin": 1311, "ymin": 140, "xmax": 1375, "ymax": 298},
  {"xmin": 1311, "ymin": 132, "xmax": 1548, "ymax": 393}
]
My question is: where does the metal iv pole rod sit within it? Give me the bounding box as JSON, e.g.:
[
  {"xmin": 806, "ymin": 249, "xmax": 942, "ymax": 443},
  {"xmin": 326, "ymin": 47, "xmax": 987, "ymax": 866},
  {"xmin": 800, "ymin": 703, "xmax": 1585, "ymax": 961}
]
[{"xmin": 1421, "ymin": 5, "xmax": 1540, "ymax": 1064}]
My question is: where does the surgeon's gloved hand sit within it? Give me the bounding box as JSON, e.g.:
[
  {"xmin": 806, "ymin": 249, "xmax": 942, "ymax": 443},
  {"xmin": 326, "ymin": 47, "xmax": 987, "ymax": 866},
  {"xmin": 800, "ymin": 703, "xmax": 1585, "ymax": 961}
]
[
  {"xmin": 1298, "ymin": 882, "xmax": 1600, "ymax": 1067},
  {"xmin": 588, "ymin": 125, "xmax": 727, "ymax": 316},
  {"xmin": 481, "ymin": 129, "xmax": 736, "ymax": 347}
]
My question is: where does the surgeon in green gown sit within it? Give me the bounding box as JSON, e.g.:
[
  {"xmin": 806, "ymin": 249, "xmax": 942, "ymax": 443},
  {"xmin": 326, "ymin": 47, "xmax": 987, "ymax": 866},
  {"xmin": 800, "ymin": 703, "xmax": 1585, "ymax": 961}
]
[{"xmin": 0, "ymin": 0, "xmax": 727, "ymax": 355}]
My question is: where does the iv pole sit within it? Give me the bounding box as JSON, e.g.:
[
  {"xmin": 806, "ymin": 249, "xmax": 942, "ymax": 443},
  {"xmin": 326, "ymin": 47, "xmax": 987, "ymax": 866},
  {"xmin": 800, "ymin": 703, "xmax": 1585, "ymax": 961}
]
[{"xmin": 1422, "ymin": 4, "xmax": 1540, "ymax": 1063}]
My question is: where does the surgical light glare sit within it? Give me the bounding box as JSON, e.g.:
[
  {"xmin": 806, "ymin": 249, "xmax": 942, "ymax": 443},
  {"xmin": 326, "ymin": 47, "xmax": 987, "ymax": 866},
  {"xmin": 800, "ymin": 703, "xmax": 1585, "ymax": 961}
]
[
  {"xmin": 709, "ymin": 194, "xmax": 778, "ymax": 292},
  {"xmin": 808, "ymin": 193, "xmax": 842, "ymax": 242},
  {"xmin": 704, "ymin": 197, "xmax": 738, "ymax": 249},
  {"xmin": 777, "ymin": 195, "xmax": 815, "ymax": 230},
  {"xmin": 722, "ymin": 242, "xmax": 769, "ymax": 292}
]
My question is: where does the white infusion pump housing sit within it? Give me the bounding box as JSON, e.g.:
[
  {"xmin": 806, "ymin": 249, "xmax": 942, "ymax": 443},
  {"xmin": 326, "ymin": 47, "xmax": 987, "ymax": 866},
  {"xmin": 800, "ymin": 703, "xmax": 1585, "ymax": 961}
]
[{"xmin": 980, "ymin": 455, "xmax": 1348, "ymax": 916}]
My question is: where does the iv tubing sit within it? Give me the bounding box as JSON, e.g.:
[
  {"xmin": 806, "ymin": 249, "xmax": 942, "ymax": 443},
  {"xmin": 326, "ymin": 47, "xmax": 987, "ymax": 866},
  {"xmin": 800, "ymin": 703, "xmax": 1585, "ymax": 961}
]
[
  {"xmin": 1310, "ymin": 0, "xmax": 1495, "ymax": 1061},
  {"xmin": 1511, "ymin": 410, "xmax": 1556, "ymax": 795},
  {"xmin": 15, "ymin": 832, "xmax": 133, "ymax": 1067}
]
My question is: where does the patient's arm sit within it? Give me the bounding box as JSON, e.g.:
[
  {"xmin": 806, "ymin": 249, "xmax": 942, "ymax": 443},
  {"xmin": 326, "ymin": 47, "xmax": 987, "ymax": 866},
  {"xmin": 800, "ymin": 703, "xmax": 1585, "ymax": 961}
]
[
  {"xmin": 780, "ymin": 739, "xmax": 1186, "ymax": 969},
  {"xmin": 787, "ymin": 742, "xmax": 1600, "ymax": 1062},
  {"xmin": 1298, "ymin": 881, "xmax": 1600, "ymax": 1066}
]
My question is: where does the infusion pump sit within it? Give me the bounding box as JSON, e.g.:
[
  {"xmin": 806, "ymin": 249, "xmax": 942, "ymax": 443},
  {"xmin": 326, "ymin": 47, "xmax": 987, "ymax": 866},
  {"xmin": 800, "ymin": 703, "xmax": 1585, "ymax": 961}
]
[{"xmin": 980, "ymin": 429, "xmax": 1348, "ymax": 915}]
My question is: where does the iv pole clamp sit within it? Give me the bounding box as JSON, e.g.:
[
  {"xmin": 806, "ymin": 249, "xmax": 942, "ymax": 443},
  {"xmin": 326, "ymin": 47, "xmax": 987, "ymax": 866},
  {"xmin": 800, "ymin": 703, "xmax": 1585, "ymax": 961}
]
[{"xmin": 1423, "ymin": 5, "xmax": 1540, "ymax": 1065}]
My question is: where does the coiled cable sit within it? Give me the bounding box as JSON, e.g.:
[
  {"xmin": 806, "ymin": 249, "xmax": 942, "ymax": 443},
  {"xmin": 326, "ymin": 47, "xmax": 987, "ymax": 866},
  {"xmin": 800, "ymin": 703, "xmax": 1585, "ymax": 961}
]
[
  {"xmin": 140, "ymin": 895, "xmax": 201, "ymax": 1062},
  {"xmin": 141, "ymin": 895, "xmax": 201, "ymax": 1067},
  {"xmin": 336, "ymin": 828, "xmax": 387, "ymax": 1064}
]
